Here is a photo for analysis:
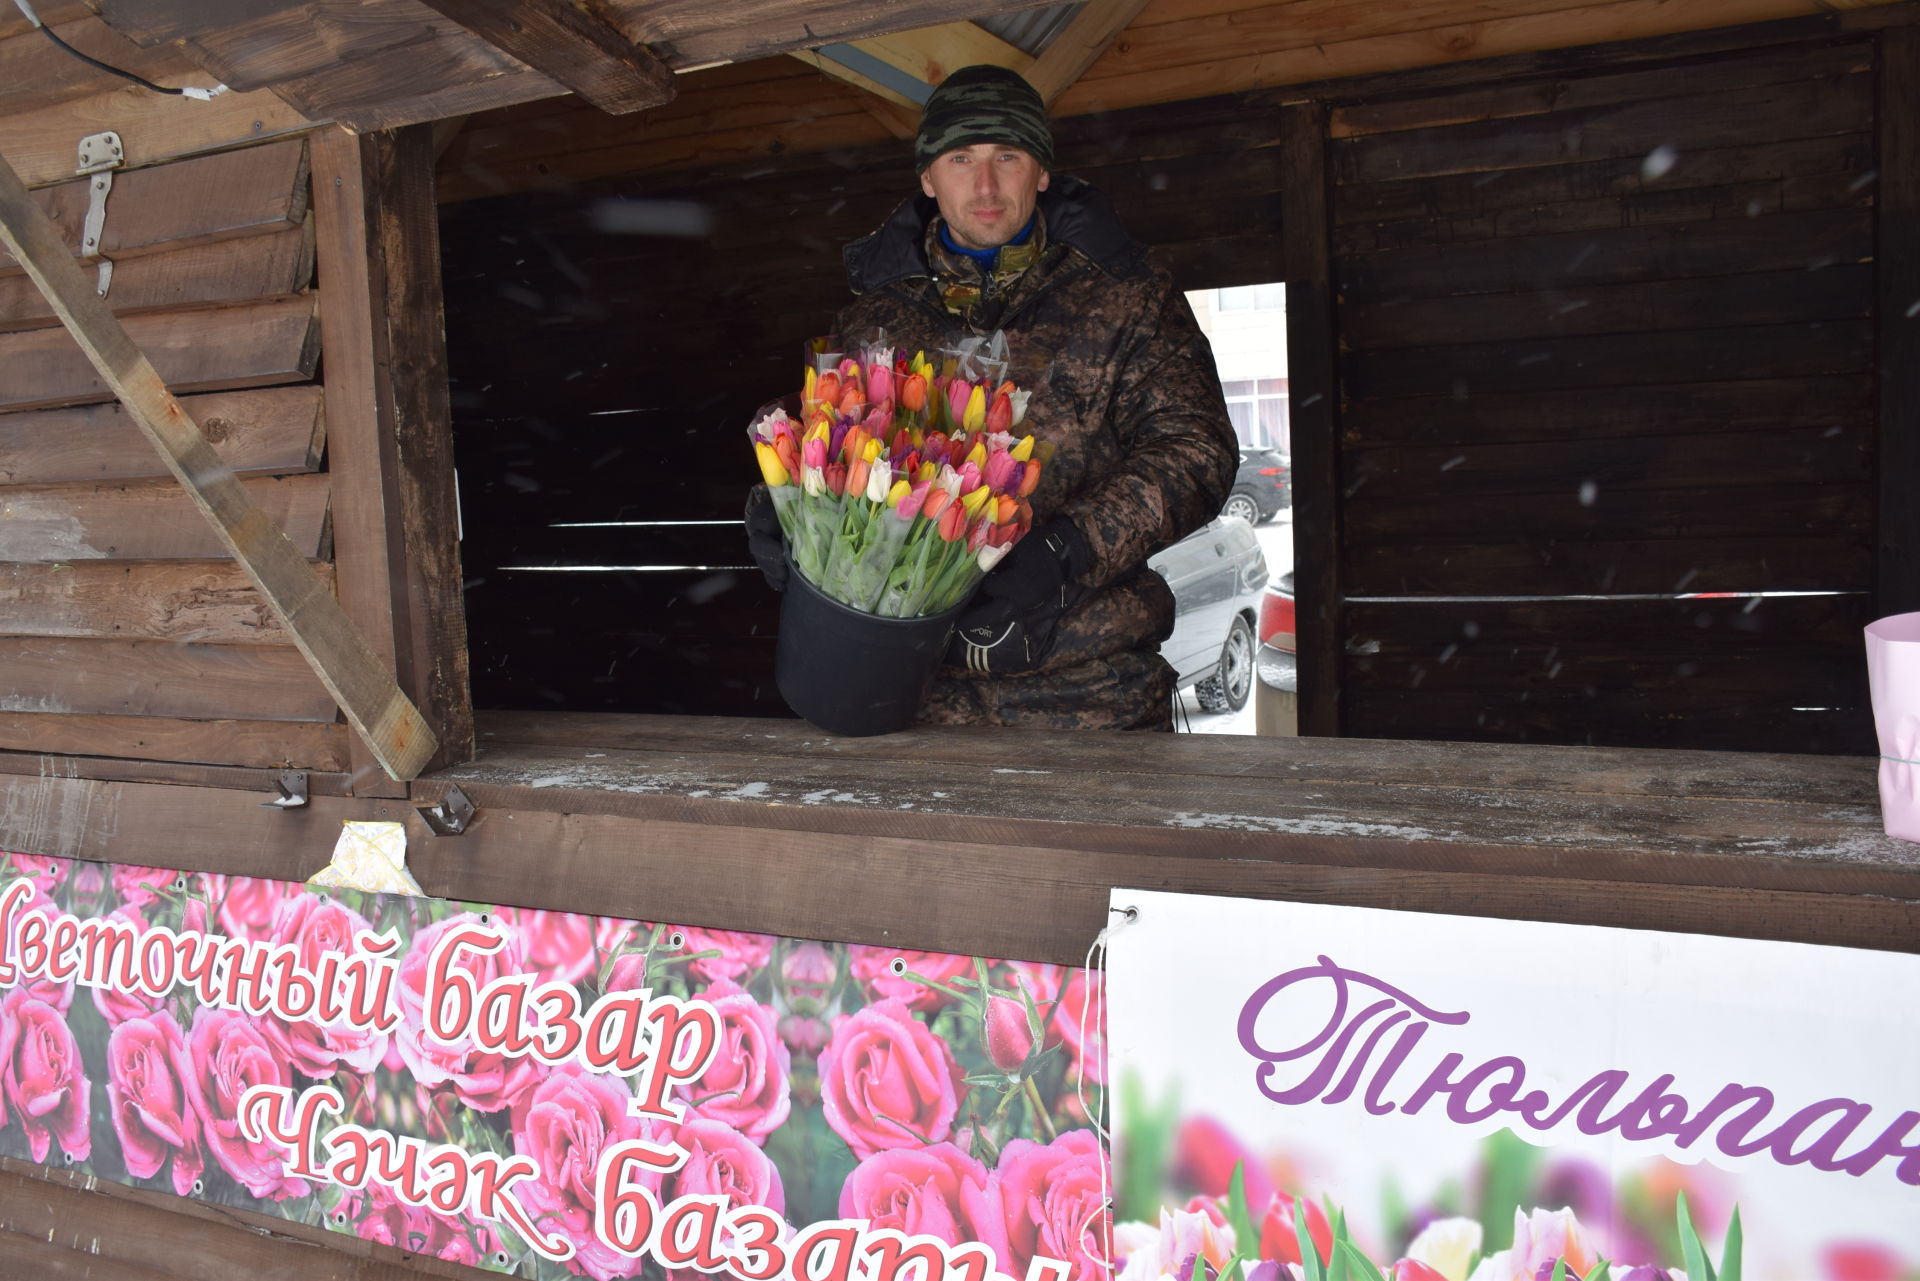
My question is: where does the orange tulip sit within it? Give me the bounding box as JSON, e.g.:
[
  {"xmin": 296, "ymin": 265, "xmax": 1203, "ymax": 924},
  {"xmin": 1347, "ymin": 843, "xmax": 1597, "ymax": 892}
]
[
  {"xmin": 815, "ymin": 371, "xmax": 840, "ymax": 407},
  {"xmin": 902, "ymin": 373, "xmax": 928, "ymax": 412},
  {"xmin": 921, "ymin": 487, "xmax": 954, "ymax": 524},
  {"xmin": 1018, "ymin": 459, "xmax": 1043, "ymax": 497},
  {"xmin": 937, "ymin": 502, "xmax": 967, "ymax": 542}
]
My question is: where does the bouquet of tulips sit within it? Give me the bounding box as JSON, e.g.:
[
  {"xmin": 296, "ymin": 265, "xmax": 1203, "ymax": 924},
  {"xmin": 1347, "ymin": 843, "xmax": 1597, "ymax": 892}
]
[{"xmin": 749, "ymin": 331, "xmax": 1045, "ymax": 618}]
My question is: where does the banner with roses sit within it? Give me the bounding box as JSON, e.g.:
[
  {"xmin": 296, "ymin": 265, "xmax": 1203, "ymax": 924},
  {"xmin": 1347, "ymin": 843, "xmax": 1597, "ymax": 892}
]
[
  {"xmin": 1106, "ymin": 889, "xmax": 1920, "ymax": 1281},
  {"xmin": 0, "ymin": 849, "xmax": 1108, "ymax": 1281}
]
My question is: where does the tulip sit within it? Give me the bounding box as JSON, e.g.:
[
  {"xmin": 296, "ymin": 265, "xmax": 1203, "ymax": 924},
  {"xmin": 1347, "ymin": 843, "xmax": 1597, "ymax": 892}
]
[
  {"xmin": 824, "ymin": 462, "xmax": 847, "ymax": 496},
  {"xmin": 921, "ymin": 487, "xmax": 953, "ymax": 524},
  {"xmin": 1389, "ymin": 1264, "xmax": 1449, "ymax": 1281},
  {"xmin": 937, "ymin": 502, "xmax": 967, "ymax": 542},
  {"xmin": 754, "ymin": 441, "xmax": 789, "ymax": 486},
  {"xmin": 960, "ymin": 485, "xmax": 992, "ymax": 518},
  {"xmin": 863, "ymin": 404, "xmax": 893, "ymax": 437},
  {"xmin": 894, "ymin": 479, "xmax": 933, "ymax": 521},
  {"xmin": 977, "ymin": 544, "xmax": 1010, "ymax": 572},
  {"xmin": 1010, "ymin": 434, "xmax": 1035, "ymax": 462},
  {"xmin": 774, "ymin": 435, "xmax": 799, "ymax": 480},
  {"xmin": 1018, "ymin": 459, "xmax": 1043, "ymax": 497},
  {"xmin": 995, "ymin": 494, "xmax": 1019, "ymax": 524},
  {"xmin": 986, "ymin": 390, "xmax": 1014, "ymax": 433},
  {"xmin": 962, "ymin": 384, "xmax": 986, "ymax": 432},
  {"xmin": 802, "ymin": 437, "xmax": 827, "ymax": 470},
  {"xmin": 887, "ymin": 479, "xmax": 911, "ymax": 508},
  {"xmin": 842, "ymin": 426, "xmax": 869, "ymax": 465},
  {"xmin": 983, "ymin": 994, "xmax": 1033, "ymax": 1071},
  {"xmin": 1261, "ymin": 1195, "xmax": 1333, "ymax": 1269},
  {"xmin": 815, "ymin": 371, "xmax": 840, "ymax": 407},
  {"xmin": 902, "ymin": 373, "xmax": 928, "ymax": 413},
  {"xmin": 915, "ymin": 461, "xmax": 936, "ymax": 484},
  {"xmin": 866, "ymin": 460, "xmax": 893, "ymax": 503},
  {"xmin": 964, "ymin": 439, "xmax": 987, "ymax": 468},
  {"xmin": 984, "ymin": 450, "xmax": 1016, "ymax": 492},
  {"xmin": 803, "ymin": 366, "xmax": 817, "ymax": 405},
  {"xmin": 847, "ymin": 458, "xmax": 869, "ymax": 497},
  {"xmin": 839, "ymin": 386, "xmax": 865, "ymax": 418},
  {"xmin": 868, "ymin": 362, "xmax": 892, "ymax": 407},
  {"xmin": 957, "ymin": 461, "xmax": 983, "ymax": 494},
  {"xmin": 1008, "ymin": 388, "xmax": 1032, "ymax": 426},
  {"xmin": 947, "ymin": 378, "xmax": 972, "ymax": 425}
]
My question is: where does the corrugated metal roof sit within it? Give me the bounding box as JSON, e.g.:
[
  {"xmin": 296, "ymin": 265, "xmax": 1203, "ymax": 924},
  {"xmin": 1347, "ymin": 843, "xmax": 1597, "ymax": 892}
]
[{"xmin": 979, "ymin": 4, "xmax": 1082, "ymax": 57}]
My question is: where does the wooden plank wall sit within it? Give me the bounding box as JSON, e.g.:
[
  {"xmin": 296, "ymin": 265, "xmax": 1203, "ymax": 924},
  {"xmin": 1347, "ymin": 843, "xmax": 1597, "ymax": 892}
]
[
  {"xmin": 1323, "ymin": 34, "xmax": 1882, "ymax": 752},
  {"xmin": 437, "ymin": 93, "xmax": 1285, "ymax": 716},
  {"xmin": 0, "ymin": 129, "xmax": 357, "ymax": 770}
]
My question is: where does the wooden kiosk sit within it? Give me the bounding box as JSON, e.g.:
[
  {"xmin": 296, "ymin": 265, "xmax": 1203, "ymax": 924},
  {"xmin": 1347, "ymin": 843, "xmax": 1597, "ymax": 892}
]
[{"xmin": 0, "ymin": 0, "xmax": 1915, "ymax": 1274}]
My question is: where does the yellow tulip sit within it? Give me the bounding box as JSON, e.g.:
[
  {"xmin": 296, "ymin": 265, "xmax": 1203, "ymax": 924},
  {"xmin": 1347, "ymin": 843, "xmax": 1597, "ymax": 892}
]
[
  {"xmin": 863, "ymin": 438, "xmax": 884, "ymax": 462},
  {"xmin": 1010, "ymin": 434, "xmax": 1035, "ymax": 462},
  {"xmin": 960, "ymin": 485, "xmax": 992, "ymax": 517},
  {"xmin": 962, "ymin": 385, "xmax": 987, "ymax": 432},
  {"xmin": 965, "ymin": 440, "xmax": 988, "ymax": 468},
  {"xmin": 755, "ymin": 441, "xmax": 789, "ymax": 487},
  {"xmin": 916, "ymin": 461, "xmax": 936, "ymax": 484},
  {"xmin": 887, "ymin": 479, "xmax": 911, "ymax": 507},
  {"xmin": 803, "ymin": 366, "xmax": 817, "ymax": 405}
]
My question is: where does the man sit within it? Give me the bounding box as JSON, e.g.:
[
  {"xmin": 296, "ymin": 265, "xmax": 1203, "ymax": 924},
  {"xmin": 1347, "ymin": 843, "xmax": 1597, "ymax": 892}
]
[{"xmin": 752, "ymin": 64, "xmax": 1238, "ymax": 730}]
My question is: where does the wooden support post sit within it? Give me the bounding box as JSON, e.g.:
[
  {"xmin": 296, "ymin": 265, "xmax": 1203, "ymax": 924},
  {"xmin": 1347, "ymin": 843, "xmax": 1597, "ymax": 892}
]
[
  {"xmin": 0, "ymin": 144, "xmax": 438, "ymax": 782},
  {"xmin": 1879, "ymin": 26, "xmax": 1920, "ymax": 617},
  {"xmin": 1280, "ymin": 102, "xmax": 1343, "ymax": 737},
  {"xmin": 310, "ymin": 126, "xmax": 474, "ymax": 794}
]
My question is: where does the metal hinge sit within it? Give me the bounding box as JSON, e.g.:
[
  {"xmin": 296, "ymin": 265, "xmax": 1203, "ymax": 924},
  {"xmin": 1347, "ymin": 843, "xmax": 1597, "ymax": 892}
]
[
  {"xmin": 75, "ymin": 130, "xmax": 123, "ymax": 297},
  {"xmin": 261, "ymin": 769, "xmax": 309, "ymax": 810},
  {"xmin": 417, "ymin": 783, "xmax": 476, "ymax": 836}
]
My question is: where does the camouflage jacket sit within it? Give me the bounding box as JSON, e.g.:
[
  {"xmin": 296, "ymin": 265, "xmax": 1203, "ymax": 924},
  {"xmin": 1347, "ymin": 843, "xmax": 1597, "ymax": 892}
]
[{"xmin": 837, "ymin": 175, "xmax": 1239, "ymax": 729}]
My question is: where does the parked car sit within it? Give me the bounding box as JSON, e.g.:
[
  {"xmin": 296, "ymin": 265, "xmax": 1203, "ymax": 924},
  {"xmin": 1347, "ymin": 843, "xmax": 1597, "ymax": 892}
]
[
  {"xmin": 1256, "ymin": 569, "xmax": 1296, "ymax": 694},
  {"xmin": 1221, "ymin": 446, "xmax": 1290, "ymax": 524},
  {"xmin": 1147, "ymin": 515, "xmax": 1267, "ymax": 713}
]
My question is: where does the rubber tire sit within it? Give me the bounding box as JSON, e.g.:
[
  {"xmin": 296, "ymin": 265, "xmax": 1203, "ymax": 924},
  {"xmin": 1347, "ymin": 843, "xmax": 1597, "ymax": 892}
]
[
  {"xmin": 1222, "ymin": 490, "xmax": 1261, "ymax": 524},
  {"xmin": 1195, "ymin": 614, "xmax": 1256, "ymax": 713}
]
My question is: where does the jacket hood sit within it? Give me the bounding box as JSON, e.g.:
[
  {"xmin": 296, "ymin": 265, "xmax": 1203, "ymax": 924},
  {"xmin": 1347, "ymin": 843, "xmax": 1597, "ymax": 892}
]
[{"xmin": 842, "ymin": 173, "xmax": 1147, "ymax": 295}]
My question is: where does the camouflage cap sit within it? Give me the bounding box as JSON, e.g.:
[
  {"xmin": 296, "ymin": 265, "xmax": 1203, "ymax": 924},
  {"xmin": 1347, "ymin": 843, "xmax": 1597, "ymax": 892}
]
[{"xmin": 914, "ymin": 64, "xmax": 1053, "ymax": 172}]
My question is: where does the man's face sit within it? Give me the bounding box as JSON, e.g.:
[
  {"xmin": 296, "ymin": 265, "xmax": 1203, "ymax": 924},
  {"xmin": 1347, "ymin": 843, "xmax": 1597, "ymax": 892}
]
[{"xmin": 919, "ymin": 143, "xmax": 1050, "ymax": 252}]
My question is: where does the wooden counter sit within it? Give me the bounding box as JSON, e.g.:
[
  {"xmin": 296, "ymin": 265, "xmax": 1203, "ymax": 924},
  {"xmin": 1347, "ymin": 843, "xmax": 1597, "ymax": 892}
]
[{"xmin": 3, "ymin": 711, "xmax": 1913, "ymax": 963}]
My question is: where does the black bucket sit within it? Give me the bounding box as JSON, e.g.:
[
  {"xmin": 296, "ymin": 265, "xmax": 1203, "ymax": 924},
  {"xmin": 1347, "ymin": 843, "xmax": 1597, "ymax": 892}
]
[{"xmin": 775, "ymin": 567, "xmax": 963, "ymax": 736}]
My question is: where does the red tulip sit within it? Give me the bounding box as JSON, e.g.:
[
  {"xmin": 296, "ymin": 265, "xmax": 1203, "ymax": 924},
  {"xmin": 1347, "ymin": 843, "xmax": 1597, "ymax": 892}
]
[
  {"xmin": 1261, "ymin": 1195, "xmax": 1333, "ymax": 1269},
  {"xmin": 937, "ymin": 502, "xmax": 967, "ymax": 542},
  {"xmin": 921, "ymin": 487, "xmax": 953, "ymax": 524},
  {"xmin": 1389, "ymin": 1263, "xmax": 1449, "ymax": 1281}
]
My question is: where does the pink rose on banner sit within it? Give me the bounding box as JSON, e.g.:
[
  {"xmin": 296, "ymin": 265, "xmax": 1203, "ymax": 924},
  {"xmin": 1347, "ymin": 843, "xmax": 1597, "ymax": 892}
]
[
  {"xmin": 512, "ymin": 1064, "xmax": 654, "ymax": 1281},
  {"xmin": 6, "ymin": 901, "xmax": 74, "ymax": 1011},
  {"xmin": 995, "ymin": 1130, "xmax": 1108, "ymax": 1281},
  {"xmin": 92, "ymin": 906, "xmax": 166, "ymax": 1027},
  {"xmin": 395, "ymin": 912, "xmax": 543, "ymax": 1113},
  {"xmin": 661, "ymin": 1117, "xmax": 787, "ymax": 1281},
  {"xmin": 671, "ymin": 926, "xmax": 774, "ymax": 986},
  {"xmin": 840, "ymin": 1143, "xmax": 1009, "ymax": 1269},
  {"xmin": 680, "ymin": 979, "xmax": 790, "ymax": 1141},
  {"xmin": 501, "ymin": 906, "xmax": 596, "ymax": 984},
  {"xmin": 187, "ymin": 1007, "xmax": 308, "ymax": 1200},
  {"xmin": 107, "ymin": 1010, "xmax": 205, "ymax": 1197},
  {"xmin": 3, "ymin": 853, "xmax": 67, "ymax": 898},
  {"xmin": 849, "ymin": 946, "xmax": 974, "ymax": 1013},
  {"xmin": 197, "ymin": 873, "xmax": 293, "ymax": 939},
  {"xmin": 0, "ymin": 987, "xmax": 91, "ymax": 1164},
  {"xmin": 112, "ymin": 863, "xmax": 178, "ymax": 910},
  {"xmin": 1053, "ymin": 970, "xmax": 1105, "ymax": 1084},
  {"xmin": 819, "ymin": 997, "xmax": 963, "ymax": 1159},
  {"xmin": 262, "ymin": 893, "xmax": 389, "ymax": 1078},
  {"xmin": 781, "ymin": 940, "xmax": 838, "ymax": 1011}
]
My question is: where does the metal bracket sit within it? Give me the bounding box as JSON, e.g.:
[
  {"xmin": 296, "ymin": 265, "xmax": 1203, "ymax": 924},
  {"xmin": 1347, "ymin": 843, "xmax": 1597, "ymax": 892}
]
[
  {"xmin": 75, "ymin": 131, "xmax": 122, "ymax": 297},
  {"xmin": 261, "ymin": 769, "xmax": 309, "ymax": 810},
  {"xmin": 417, "ymin": 783, "xmax": 476, "ymax": 836}
]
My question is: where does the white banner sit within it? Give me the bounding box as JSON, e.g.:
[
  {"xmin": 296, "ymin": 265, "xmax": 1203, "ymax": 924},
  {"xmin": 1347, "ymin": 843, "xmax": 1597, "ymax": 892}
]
[{"xmin": 1107, "ymin": 890, "xmax": 1920, "ymax": 1281}]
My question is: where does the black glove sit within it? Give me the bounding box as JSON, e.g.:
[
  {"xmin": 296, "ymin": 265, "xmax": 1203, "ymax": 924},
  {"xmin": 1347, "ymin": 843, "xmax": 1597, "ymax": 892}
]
[
  {"xmin": 947, "ymin": 518, "xmax": 1092, "ymax": 675},
  {"xmin": 744, "ymin": 483, "xmax": 788, "ymax": 592}
]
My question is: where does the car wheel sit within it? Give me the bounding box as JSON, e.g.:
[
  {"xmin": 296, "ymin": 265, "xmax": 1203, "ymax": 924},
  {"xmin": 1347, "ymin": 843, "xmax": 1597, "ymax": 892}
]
[
  {"xmin": 1195, "ymin": 615, "xmax": 1255, "ymax": 713},
  {"xmin": 1222, "ymin": 491, "xmax": 1260, "ymax": 524}
]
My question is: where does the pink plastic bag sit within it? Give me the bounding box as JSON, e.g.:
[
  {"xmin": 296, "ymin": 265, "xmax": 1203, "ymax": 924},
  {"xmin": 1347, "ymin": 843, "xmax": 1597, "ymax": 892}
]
[{"xmin": 1866, "ymin": 611, "xmax": 1920, "ymax": 842}]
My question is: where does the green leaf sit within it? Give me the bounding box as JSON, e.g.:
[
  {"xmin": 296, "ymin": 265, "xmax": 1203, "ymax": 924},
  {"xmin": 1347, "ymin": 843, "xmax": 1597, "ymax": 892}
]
[
  {"xmin": 1327, "ymin": 1208, "xmax": 1350, "ymax": 1281},
  {"xmin": 1294, "ymin": 1197, "xmax": 1325, "ymax": 1281},
  {"xmin": 1191, "ymin": 1251, "xmax": 1208, "ymax": 1281},
  {"xmin": 1550, "ymin": 1261, "xmax": 1567, "ymax": 1281},
  {"xmin": 1226, "ymin": 1163, "xmax": 1261, "ymax": 1261},
  {"xmin": 1582, "ymin": 1258, "xmax": 1611, "ymax": 1281},
  {"xmin": 1675, "ymin": 1192, "xmax": 1715, "ymax": 1281},
  {"xmin": 1719, "ymin": 1207, "xmax": 1743, "ymax": 1281},
  {"xmin": 1335, "ymin": 1241, "xmax": 1388, "ymax": 1281}
]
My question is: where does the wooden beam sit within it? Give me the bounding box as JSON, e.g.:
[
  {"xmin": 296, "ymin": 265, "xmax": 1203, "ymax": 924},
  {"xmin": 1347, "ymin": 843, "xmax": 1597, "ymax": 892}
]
[
  {"xmin": 411, "ymin": 0, "xmax": 676, "ymax": 114},
  {"xmin": 0, "ymin": 386, "xmax": 325, "ymax": 486},
  {"xmin": 0, "ymin": 712, "xmax": 348, "ymax": 770},
  {"xmin": 0, "ymin": 147, "xmax": 437, "ymax": 780},
  {"xmin": 0, "ymin": 76, "xmax": 316, "ymax": 191},
  {"xmin": 1024, "ymin": 0, "xmax": 1154, "ymax": 105},
  {"xmin": 790, "ymin": 48, "xmax": 925, "ymax": 117},
  {"xmin": 0, "ymin": 474, "xmax": 331, "ymax": 563},
  {"xmin": 309, "ymin": 126, "xmax": 474, "ymax": 788},
  {"xmin": 0, "ymin": 560, "xmax": 332, "ymax": 644},
  {"xmin": 1878, "ymin": 25, "xmax": 1920, "ymax": 616}
]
